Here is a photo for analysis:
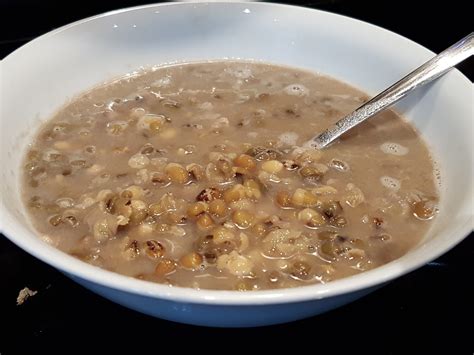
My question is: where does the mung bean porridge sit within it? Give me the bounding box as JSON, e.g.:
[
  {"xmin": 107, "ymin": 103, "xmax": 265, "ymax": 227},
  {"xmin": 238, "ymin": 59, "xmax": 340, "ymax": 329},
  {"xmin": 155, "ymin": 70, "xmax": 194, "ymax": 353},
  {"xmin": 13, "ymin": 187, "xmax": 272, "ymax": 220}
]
[{"xmin": 22, "ymin": 61, "xmax": 439, "ymax": 290}]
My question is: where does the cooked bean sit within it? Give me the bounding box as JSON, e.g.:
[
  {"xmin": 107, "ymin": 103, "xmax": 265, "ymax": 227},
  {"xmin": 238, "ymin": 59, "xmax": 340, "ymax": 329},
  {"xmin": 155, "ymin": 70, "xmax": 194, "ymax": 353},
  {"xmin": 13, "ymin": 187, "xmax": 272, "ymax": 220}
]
[
  {"xmin": 261, "ymin": 160, "xmax": 283, "ymax": 174},
  {"xmin": 246, "ymin": 146, "xmax": 282, "ymax": 161},
  {"xmin": 204, "ymin": 252, "xmax": 217, "ymax": 264},
  {"xmin": 123, "ymin": 240, "xmax": 140, "ymax": 260},
  {"xmin": 290, "ymin": 261, "xmax": 312, "ymax": 280},
  {"xmin": 329, "ymin": 215, "xmax": 347, "ymax": 228},
  {"xmin": 276, "ymin": 190, "xmax": 292, "ymax": 208},
  {"xmin": 320, "ymin": 201, "xmax": 343, "ymax": 218},
  {"xmin": 165, "ymin": 163, "xmax": 190, "ymax": 184},
  {"xmin": 208, "ymin": 199, "xmax": 227, "ymax": 217},
  {"xmin": 234, "ymin": 154, "xmax": 256, "ymax": 171},
  {"xmin": 298, "ymin": 208, "xmax": 326, "ymax": 228},
  {"xmin": 149, "ymin": 120, "xmax": 162, "ymax": 133},
  {"xmin": 180, "ymin": 252, "xmax": 203, "ymax": 269},
  {"xmin": 150, "ymin": 172, "xmax": 170, "ymax": 185},
  {"xmin": 196, "ymin": 188, "xmax": 221, "ymax": 202},
  {"xmin": 63, "ymin": 215, "xmax": 79, "ymax": 227},
  {"xmin": 143, "ymin": 239, "xmax": 165, "ymax": 260},
  {"xmin": 232, "ymin": 210, "xmax": 255, "ymax": 229},
  {"xmin": 212, "ymin": 226, "xmax": 235, "ymax": 244},
  {"xmin": 155, "ymin": 259, "xmax": 177, "ymax": 276},
  {"xmin": 282, "ymin": 159, "xmax": 300, "ymax": 171},
  {"xmin": 129, "ymin": 201, "xmax": 148, "ymax": 225},
  {"xmin": 251, "ymin": 223, "xmax": 267, "ymax": 237},
  {"xmin": 412, "ymin": 200, "xmax": 437, "ymax": 220},
  {"xmin": 187, "ymin": 163, "xmax": 205, "ymax": 181},
  {"xmin": 223, "ymin": 184, "xmax": 246, "ymax": 203},
  {"xmin": 196, "ymin": 213, "xmax": 214, "ymax": 229},
  {"xmin": 187, "ymin": 202, "xmax": 208, "ymax": 218},
  {"xmin": 299, "ymin": 166, "xmax": 323, "ymax": 183},
  {"xmin": 49, "ymin": 214, "xmax": 62, "ymax": 226},
  {"xmin": 291, "ymin": 188, "xmax": 319, "ymax": 207}
]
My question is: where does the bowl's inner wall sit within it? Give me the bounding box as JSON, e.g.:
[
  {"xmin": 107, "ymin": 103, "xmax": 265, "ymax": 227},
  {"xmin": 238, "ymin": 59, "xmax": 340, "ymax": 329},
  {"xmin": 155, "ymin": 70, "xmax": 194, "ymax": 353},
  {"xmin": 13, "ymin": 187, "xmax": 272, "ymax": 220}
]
[{"xmin": 2, "ymin": 3, "xmax": 472, "ymax": 263}]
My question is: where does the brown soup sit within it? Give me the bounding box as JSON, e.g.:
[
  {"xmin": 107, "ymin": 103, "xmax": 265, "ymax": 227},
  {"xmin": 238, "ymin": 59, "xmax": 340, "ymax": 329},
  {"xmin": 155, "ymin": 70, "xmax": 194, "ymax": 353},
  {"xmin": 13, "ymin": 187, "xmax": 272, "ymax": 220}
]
[{"xmin": 22, "ymin": 61, "xmax": 438, "ymax": 290}]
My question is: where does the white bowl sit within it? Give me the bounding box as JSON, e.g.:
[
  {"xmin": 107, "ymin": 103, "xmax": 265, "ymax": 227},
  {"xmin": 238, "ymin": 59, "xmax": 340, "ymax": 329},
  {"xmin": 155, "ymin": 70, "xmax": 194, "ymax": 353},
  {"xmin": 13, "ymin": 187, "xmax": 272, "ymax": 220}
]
[{"xmin": 1, "ymin": 2, "xmax": 472, "ymax": 327}]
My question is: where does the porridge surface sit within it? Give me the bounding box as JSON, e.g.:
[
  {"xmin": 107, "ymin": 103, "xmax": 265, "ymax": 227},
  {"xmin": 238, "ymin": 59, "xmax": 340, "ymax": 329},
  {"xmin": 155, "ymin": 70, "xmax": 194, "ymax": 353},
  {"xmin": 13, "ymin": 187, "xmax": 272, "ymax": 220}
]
[{"xmin": 22, "ymin": 61, "xmax": 438, "ymax": 290}]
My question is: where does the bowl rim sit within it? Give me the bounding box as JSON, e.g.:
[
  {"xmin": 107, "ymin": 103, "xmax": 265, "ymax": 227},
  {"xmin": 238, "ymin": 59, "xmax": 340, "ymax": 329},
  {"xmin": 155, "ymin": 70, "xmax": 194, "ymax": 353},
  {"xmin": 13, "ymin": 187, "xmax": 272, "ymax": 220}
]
[{"xmin": 1, "ymin": 1, "xmax": 473, "ymax": 305}]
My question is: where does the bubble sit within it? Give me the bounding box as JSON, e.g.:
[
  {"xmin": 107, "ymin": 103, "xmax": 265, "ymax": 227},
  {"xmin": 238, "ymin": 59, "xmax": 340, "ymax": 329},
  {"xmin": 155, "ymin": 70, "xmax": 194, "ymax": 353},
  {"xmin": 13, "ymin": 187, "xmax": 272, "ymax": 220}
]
[
  {"xmin": 262, "ymin": 79, "xmax": 275, "ymax": 87},
  {"xmin": 211, "ymin": 117, "xmax": 229, "ymax": 129},
  {"xmin": 52, "ymin": 125, "xmax": 65, "ymax": 133},
  {"xmin": 235, "ymin": 93, "xmax": 250, "ymax": 103},
  {"xmin": 278, "ymin": 132, "xmax": 299, "ymax": 146},
  {"xmin": 226, "ymin": 67, "xmax": 253, "ymax": 79},
  {"xmin": 380, "ymin": 142, "xmax": 409, "ymax": 156},
  {"xmin": 152, "ymin": 76, "xmax": 171, "ymax": 88},
  {"xmin": 84, "ymin": 145, "xmax": 96, "ymax": 155},
  {"xmin": 42, "ymin": 149, "xmax": 61, "ymax": 162},
  {"xmin": 55, "ymin": 197, "xmax": 74, "ymax": 209},
  {"xmin": 198, "ymin": 102, "xmax": 213, "ymax": 110},
  {"xmin": 380, "ymin": 176, "xmax": 401, "ymax": 191},
  {"xmin": 106, "ymin": 120, "xmax": 129, "ymax": 135},
  {"xmin": 283, "ymin": 83, "xmax": 309, "ymax": 96},
  {"xmin": 106, "ymin": 98, "xmax": 122, "ymax": 111},
  {"xmin": 131, "ymin": 107, "xmax": 146, "ymax": 118},
  {"xmin": 433, "ymin": 161, "xmax": 442, "ymax": 187},
  {"xmin": 136, "ymin": 114, "xmax": 165, "ymax": 131},
  {"xmin": 330, "ymin": 159, "xmax": 349, "ymax": 172}
]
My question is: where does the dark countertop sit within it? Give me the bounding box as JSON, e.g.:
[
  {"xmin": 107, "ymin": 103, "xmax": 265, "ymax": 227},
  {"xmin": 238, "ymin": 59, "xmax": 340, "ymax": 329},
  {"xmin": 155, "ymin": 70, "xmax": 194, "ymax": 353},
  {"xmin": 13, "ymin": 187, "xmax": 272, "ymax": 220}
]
[{"xmin": 1, "ymin": 1, "xmax": 473, "ymax": 353}]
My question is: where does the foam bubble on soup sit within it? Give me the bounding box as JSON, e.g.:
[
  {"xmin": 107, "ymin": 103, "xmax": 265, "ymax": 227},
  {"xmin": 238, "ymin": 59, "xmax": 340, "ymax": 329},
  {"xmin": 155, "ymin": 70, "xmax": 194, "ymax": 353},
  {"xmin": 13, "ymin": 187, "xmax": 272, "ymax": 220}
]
[
  {"xmin": 380, "ymin": 142, "xmax": 409, "ymax": 156},
  {"xmin": 380, "ymin": 176, "xmax": 401, "ymax": 191},
  {"xmin": 284, "ymin": 84, "xmax": 309, "ymax": 96},
  {"xmin": 278, "ymin": 132, "xmax": 299, "ymax": 146}
]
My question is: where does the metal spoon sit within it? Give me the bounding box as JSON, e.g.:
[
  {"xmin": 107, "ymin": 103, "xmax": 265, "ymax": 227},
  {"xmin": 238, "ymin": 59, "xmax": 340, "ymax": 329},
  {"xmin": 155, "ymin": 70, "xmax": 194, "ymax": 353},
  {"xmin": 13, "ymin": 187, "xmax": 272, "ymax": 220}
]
[{"xmin": 306, "ymin": 33, "xmax": 474, "ymax": 149}]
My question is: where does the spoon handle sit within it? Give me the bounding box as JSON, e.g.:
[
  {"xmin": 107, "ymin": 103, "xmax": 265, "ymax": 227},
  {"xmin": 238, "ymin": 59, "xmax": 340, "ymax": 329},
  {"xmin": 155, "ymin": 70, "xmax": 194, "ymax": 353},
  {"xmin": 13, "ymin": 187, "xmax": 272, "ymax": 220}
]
[{"xmin": 307, "ymin": 32, "xmax": 474, "ymax": 149}]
